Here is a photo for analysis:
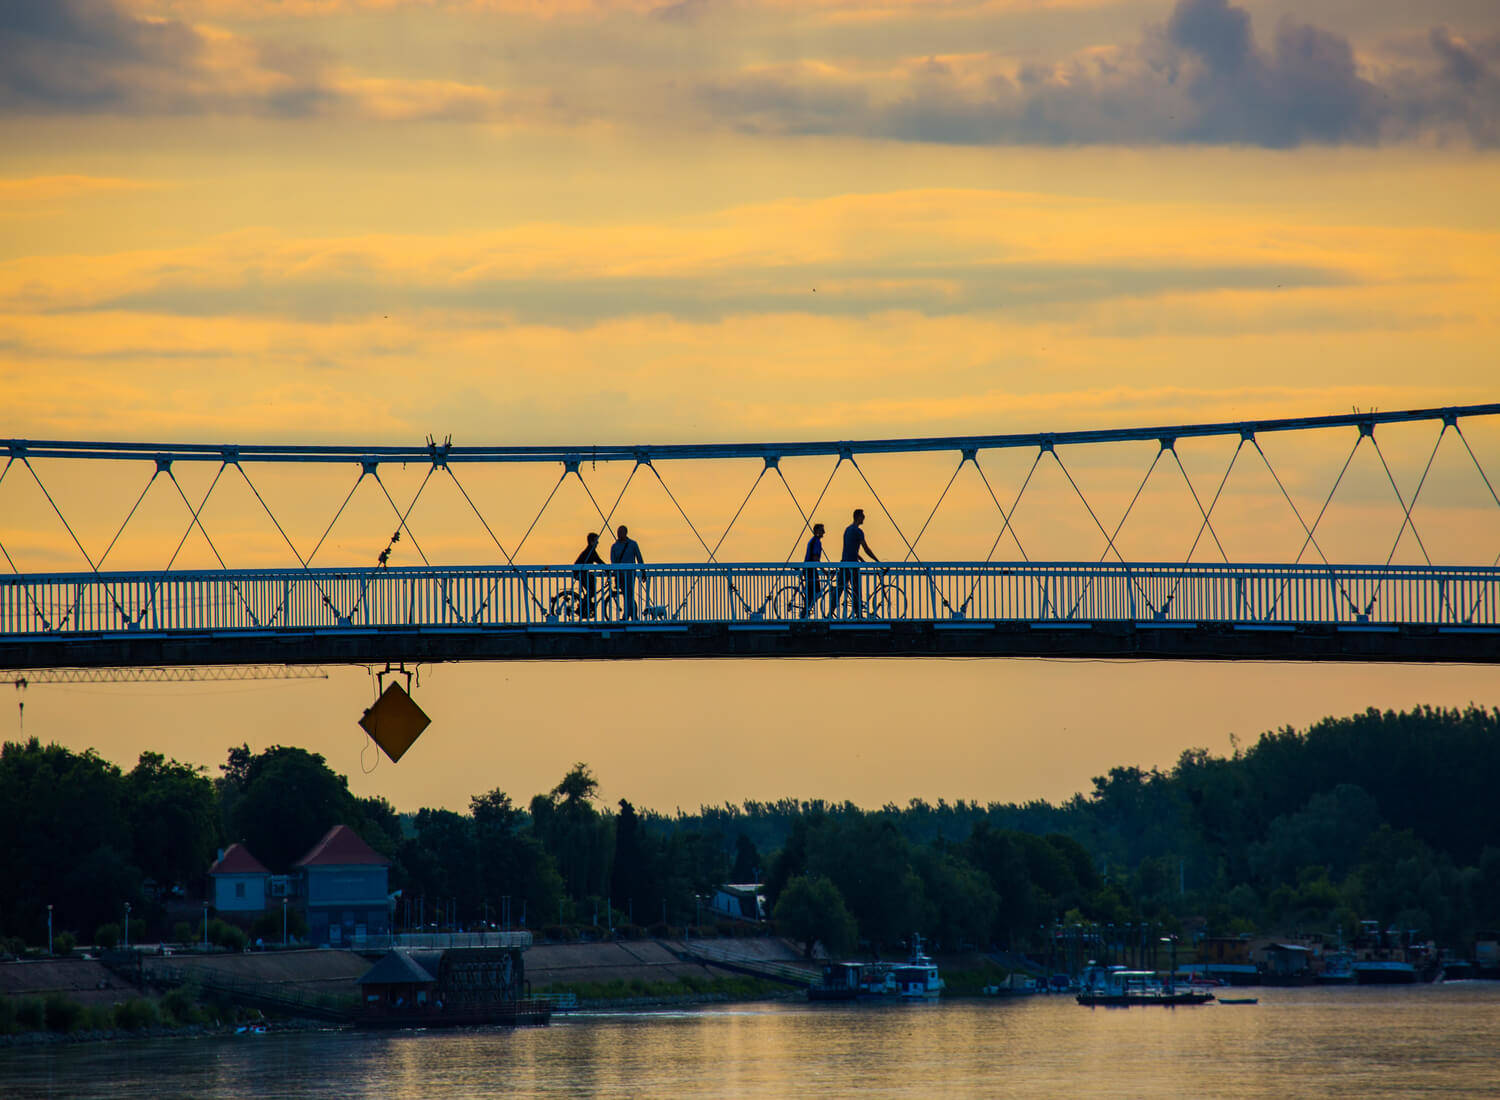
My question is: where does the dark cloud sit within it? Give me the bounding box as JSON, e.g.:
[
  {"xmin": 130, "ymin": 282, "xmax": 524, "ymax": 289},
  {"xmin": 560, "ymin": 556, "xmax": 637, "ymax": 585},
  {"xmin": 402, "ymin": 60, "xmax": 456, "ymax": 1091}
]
[
  {"xmin": 700, "ymin": 0, "xmax": 1500, "ymax": 147},
  {"xmin": 0, "ymin": 0, "xmax": 329, "ymax": 115}
]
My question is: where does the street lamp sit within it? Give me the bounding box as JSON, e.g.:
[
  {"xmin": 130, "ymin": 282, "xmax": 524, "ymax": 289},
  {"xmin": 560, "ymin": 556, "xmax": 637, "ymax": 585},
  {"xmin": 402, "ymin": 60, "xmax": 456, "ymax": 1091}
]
[
  {"xmin": 1160, "ymin": 935, "xmax": 1179, "ymax": 994},
  {"xmin": 47, "ymin": 904, "xmax": 53, "ymax": 955},
  {"xmin": 202, "ymin": 903, "xmax": 209, "ymax": 951},
  {"xmin": 123, "ymin": 902, "xmax": 131, "ymax": 949},
  {"xmin": 282, "ymin": 897, "xmax": 288, "ymax": 947}
]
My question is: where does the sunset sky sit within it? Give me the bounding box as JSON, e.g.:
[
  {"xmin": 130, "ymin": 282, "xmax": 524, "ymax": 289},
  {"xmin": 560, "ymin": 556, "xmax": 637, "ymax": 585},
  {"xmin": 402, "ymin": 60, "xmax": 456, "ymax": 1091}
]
[{"xmin": 2, "ymin": 0, "xmax": 1498, "ymax": 816}]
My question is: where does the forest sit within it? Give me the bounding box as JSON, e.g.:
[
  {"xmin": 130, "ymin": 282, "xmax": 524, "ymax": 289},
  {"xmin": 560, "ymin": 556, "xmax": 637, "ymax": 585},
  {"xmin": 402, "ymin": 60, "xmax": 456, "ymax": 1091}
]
[{"xmin": 2, "ymin": 705, "xmax": 1498, "ymax": 957}]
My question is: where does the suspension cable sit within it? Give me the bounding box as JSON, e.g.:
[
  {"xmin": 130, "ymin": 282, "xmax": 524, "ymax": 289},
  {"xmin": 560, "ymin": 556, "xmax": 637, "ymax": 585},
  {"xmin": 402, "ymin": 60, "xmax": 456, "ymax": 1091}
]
[
  {"xmin": 782, "ymin": 458, "xmax": 843, "ymax": 563},
  {"xmin": 905, "ymin": 457, "xmax": 965, "ymax": 563},
  {"xmin": 850, "ymin": 458, "xmax": 918, "ymax": 561},
  {"xmin": 1374, "ymin": 430, "xmax": 1440, "ymax": 567}
]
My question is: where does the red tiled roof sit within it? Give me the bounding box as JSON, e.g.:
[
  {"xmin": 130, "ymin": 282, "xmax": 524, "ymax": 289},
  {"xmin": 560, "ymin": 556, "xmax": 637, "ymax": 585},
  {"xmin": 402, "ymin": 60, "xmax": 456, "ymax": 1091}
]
[
  {"xmin": 208, "ymin": 843, "xmax": 270, "ymax": 876},
  {"xmin": 294, "ymin": 824, "xmax": 389, "ymax": 868}
]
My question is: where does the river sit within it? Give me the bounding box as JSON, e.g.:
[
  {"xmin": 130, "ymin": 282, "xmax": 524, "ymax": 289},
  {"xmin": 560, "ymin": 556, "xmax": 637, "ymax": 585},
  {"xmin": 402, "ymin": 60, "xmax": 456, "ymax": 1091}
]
[{"xmin": 3, "ymin": 983, "xmax": 1498, "ymax": 1098}]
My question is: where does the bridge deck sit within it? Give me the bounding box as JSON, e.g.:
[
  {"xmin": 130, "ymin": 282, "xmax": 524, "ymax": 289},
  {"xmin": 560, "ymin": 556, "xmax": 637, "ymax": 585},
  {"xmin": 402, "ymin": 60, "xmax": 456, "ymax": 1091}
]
[{"xmin": 3, "ymin": 563, "xmax": 1497, "ymax": 668}]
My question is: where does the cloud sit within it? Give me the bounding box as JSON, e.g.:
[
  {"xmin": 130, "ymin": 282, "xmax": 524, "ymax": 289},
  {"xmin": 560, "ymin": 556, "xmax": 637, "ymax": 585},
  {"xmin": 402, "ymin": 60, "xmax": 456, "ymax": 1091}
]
[
  {"xmin": 695, "ymin": 0, "xmax": 1500, "ymax": 146},
  {"xmin": 0, "ymin": 0, "xmax": 517, "ymax": 120},
  {"xmin": 0, "ymin": 190, "xmax": 1387, "ymax": 325}
]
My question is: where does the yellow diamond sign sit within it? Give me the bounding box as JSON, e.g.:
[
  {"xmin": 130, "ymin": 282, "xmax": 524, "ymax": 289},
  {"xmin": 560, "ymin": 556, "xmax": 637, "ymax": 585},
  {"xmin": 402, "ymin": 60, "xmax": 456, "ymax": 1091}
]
[{"xmin": 359, "ymin": 681, "xmax": 431, "ymax": 763}]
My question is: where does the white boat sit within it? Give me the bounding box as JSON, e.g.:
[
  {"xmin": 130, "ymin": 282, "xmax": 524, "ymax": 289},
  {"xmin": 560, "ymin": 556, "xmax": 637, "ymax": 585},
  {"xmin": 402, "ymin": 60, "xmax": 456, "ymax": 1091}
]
[{"xmin": 889, "ymin": 934, "xmax": 944, "ymax": 1000}]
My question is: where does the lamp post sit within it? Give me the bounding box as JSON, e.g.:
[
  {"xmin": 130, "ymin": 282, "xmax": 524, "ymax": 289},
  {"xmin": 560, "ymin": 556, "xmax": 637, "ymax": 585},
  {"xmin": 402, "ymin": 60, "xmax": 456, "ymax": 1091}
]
[
  {"xmin": 47, "ymin": 904, "xmax": 53, "ymax": 955},
  {"xmin": 1161, "ymin": 936, "xmax": 1178, "ymax": 994},
  {"xmin": 203, "ymin": 903, "xmax": 209, "ymax": 951},
  {"xmin": 123, "ymin": 902, "xmax": 131, "ymax": 948},
  {"xmin": 282, "ymin": 897, "xmax": 288, "ymax": 947}
]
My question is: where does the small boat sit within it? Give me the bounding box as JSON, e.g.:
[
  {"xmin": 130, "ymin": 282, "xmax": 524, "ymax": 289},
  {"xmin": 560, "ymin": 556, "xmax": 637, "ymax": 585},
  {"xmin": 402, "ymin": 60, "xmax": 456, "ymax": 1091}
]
[
  {"xmin": 1217, "ymin": 997, "xmax": 1259, "ymax": 1005},
  {"xmin": 1076, "ymin": 965, "xmax": 1215, "ymax": 1007}
]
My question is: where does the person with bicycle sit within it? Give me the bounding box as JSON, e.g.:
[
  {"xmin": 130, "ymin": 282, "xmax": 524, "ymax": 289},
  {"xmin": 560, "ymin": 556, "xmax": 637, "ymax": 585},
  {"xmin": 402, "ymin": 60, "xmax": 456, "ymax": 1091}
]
[
  {"xmin": 573, "ymin": 532, "xmax": 604, "ymax": 617},
  {"xmin": 833, "ymin": 508, "xmax": 878, "ymax": 618},
  {"xmin": 801, "ymin": 522, "xmax": 826, "ymax": 618},
  {"xmin": 610, "ymin": 525, "xmax": 645, "ymax": 619}
]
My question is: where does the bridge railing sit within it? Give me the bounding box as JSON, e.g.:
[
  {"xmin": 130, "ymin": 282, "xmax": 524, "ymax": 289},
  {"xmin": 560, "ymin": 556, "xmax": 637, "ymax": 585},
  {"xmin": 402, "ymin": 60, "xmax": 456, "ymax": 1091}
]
[{"xmin": 3, "ymin": 562, "xmax": 1498, "ymax": 636}]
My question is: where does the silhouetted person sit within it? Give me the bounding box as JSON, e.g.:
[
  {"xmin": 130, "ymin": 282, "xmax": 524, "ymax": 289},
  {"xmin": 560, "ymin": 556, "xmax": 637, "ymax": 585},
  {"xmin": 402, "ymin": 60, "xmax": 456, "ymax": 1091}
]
[
  {"xmin": 833, "ymin": 508, "xmax": 878, "ymax": 617},
  {"xmin": 611, "ymin": 525, "xmax": 644, "ymax": 619},
  {"xmin": 802, "ymin": 522, "xmax": 826, "ymax": 617},
  {"xmin": 574, "ymin": 532, "xmax": 603, "ymax": 617}
]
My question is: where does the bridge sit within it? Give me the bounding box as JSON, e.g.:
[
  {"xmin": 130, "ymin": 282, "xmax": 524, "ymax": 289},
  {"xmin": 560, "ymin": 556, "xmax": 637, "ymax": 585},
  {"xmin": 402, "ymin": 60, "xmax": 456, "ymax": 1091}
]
[{"xmin": 3, "ymin": 404, "xmax": 1499, "ymax": 669}]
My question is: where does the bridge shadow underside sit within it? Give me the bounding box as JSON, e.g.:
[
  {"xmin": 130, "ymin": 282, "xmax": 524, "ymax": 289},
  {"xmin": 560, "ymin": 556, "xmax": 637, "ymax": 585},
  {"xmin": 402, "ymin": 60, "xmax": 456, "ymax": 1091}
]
[{"xmin": 4, "ymin": 621, "xmax": 1498, "ymax": 670}]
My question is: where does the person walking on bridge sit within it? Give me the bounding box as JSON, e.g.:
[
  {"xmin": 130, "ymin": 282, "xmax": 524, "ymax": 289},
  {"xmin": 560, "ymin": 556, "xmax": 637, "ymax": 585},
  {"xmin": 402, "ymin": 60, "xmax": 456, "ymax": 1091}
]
[
  {"xmin": 573, "ymin": 532, "xmax": 604, "ymax": 617},
  {"xmin": 801, "ymin": 523, "xmax": 827, "ymax": 618},
  {"xmin": 833, "ymin": 509, "xmax": 878, "ymax": 618},
  {"xmin": 610, "ymin": 525, "xmax": 645, "ymax": 619}
]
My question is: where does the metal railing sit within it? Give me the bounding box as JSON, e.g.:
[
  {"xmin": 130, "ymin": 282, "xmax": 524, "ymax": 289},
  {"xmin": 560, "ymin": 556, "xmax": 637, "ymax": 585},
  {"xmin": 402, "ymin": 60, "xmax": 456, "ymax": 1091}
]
[{"xmin": 3, "ymin": 562, "xmax": 1497, "ymax": 636}]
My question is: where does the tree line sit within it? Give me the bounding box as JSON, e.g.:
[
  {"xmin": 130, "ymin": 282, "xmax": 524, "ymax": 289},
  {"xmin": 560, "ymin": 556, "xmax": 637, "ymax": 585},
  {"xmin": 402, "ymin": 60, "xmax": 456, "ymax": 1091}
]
[{"xmin": 2, "ymin": 705, "xmax": 1498, "ymax": 957}]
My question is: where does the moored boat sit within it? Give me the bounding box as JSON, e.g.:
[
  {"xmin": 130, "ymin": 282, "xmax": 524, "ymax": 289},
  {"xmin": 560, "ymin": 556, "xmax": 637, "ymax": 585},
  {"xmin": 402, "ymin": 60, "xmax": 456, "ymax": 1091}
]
[
  {"xmin": 807, "ymin": 934, "xmax": 944, "ymax": 1001},
  {"xmin": 1076, "ymin": 964, "xmax": 1215, "ymax": 1007}
]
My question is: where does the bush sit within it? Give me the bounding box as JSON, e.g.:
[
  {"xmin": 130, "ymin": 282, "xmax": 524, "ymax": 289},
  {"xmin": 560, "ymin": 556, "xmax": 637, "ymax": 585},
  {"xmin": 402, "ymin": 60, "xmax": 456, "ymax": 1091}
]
[
  {"xmin": 160, "ymin": 984, "xmax": 202, "ymax": 1026},
  {"xmin": 115, "ymin": 998, "xmax": 161, "ymax": 1031},
  {"xmin": 172, "ymin": 922, "xmax": 193, "ymax": 946},
  {"xmin": 0, "ymin": 997, "xmax": 17, "ymax": 1034},
  {"xmin": 44, "ymin": 993, "xmax": 84, "ymax": 1033},
  {"xmin": 53, "ymin": 930, "xmax": 76, "ymax": 956},
  {"xmin": 207, "ymin": 919, "xmax": 249, "ymax": 952},
  {"xmin": 16, "ymin": 998, "xmax": 45, "ymax": 1030},
  {"xmin": 647, "ymin": 922, "xmax": 672, "ymax": 939},
  {"xmin": 82, "ymin": 1004, "xmax": 115, "ymax": 1032},
  {"xmin": 541, "ymin": 924, "xmax": 571, "ymax": 943},
  {"xmin": 95, "ymin": 923, "xmax": 121, "ymax": 950}
]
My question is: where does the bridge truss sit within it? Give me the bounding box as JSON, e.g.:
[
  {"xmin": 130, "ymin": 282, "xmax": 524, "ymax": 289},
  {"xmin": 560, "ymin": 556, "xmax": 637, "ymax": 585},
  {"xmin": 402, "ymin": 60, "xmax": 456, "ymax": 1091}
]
[{"xmin": 3, "ymin": 404, "xmax": 1499, "ymax": 668}]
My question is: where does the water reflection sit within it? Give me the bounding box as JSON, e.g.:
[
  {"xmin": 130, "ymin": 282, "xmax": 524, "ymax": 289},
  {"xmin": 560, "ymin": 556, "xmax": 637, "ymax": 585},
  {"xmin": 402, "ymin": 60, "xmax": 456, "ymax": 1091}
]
[{"xmin": 2, "ymin": 985, "xmax": 1498, "ymax": 1099}]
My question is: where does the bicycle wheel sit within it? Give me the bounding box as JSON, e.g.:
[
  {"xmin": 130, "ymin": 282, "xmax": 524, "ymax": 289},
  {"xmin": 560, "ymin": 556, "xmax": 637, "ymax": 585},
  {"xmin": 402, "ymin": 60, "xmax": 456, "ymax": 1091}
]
[
  {"xmin": 772, "ymin": 584, "xmax": 807, "ymax": 620},
  {"xmin": 548, "ymin": 590, "xmax": 585, "ymax": 622},
  {"xmin": 872, "ymin": 582, "xmax": 907, "ymax": 620}
]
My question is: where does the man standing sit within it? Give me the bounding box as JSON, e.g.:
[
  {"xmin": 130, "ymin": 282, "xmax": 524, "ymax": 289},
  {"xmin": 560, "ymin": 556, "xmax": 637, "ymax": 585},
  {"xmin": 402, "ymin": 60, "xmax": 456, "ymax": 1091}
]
[
  {"xmin": 573, "ymin": 532, "xmax": 604, "ymax": 617},
  {"xmin": 610, "ymin": 525, "xmax": 644, "ymax": 619},
  {"xmin": 833, "ymin": 509, "xmax": 878, "ymax": 617},
  {"xmin": 802, "ymin": 522, "xmax": 826, "ymax": 618}
]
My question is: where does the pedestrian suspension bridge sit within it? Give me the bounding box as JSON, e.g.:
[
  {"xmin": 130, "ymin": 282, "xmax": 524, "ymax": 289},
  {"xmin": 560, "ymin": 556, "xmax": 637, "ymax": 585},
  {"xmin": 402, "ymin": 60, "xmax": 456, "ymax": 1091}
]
[{"xmin": 3, "ymin": 405, "xmax": 1499, "ymax": 669}]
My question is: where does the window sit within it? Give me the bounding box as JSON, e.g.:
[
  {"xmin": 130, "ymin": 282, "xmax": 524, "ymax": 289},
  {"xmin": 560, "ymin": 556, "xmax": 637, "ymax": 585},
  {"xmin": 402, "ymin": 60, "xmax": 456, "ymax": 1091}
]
[{"xmin": 235, "ymin": 882, "xmax": 245, "ymax": 898}]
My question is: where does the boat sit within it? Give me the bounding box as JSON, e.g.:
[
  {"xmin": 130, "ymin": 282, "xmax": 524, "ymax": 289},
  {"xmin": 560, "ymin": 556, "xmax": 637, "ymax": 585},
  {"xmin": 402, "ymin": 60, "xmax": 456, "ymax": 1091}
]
[
  {"xmin": 807, "ymin": 934, "xmax": 944, "ymax": 1001},
  {"xmin": 1076, "ymin": 964, "xmax": 1215, "ymax": 1007},
  {"xmin": 1217, "ymin": 997, "xmax": 1259, "ymax": 1005},
  {"xmin": 1317, "ymin": 951, "xmax": 1356, "ymax": 984}
]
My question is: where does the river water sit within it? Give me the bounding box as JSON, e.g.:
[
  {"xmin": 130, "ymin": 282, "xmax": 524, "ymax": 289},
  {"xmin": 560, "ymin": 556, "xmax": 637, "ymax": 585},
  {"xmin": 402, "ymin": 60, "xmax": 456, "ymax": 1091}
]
[{"xmin": 3, "ymin": 984, "xmax": 1498, "ymax": 1098}]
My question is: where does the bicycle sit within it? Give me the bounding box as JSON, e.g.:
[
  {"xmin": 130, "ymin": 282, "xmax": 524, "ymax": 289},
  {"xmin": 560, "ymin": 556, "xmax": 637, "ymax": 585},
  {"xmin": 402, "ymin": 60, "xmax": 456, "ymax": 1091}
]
[
  {"xmin": 546, "ymin": 569, "xmax": 660, "ymax": 622},
  {"xmin": 771, "ymin": 566, "xmax": 838, "ymax": 620},
  {"xmin": 864, "ymin": 568, "xmax": 908, "ymax": 620}
]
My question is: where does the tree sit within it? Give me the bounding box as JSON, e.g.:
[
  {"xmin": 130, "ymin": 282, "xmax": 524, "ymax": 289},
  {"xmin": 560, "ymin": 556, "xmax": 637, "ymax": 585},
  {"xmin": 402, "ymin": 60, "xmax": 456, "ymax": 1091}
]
[
  {"xmin": 530, "ymin": 764, "xmax": 612, "ymax": 901},
  {"xmin": 774, "ymin": 874, "xmax": 857, "ymax": 958},
  {"xmin": 0, "ymin": 739, "xmax": 136, "ymax": 939},
  {"xmin": 126, "ymin": 752, "xmax": 219, "ymax": 891},
  {"xmin": 471, "ymin": 788, "xmax": 564, "ymax": 926},
  {"xmin": 228, "ymin": 746, "xmax": 361, "ymax": 871},
  {"xmin": 730, "ymin": 834, "xmax": 761, "ymax": 883}
]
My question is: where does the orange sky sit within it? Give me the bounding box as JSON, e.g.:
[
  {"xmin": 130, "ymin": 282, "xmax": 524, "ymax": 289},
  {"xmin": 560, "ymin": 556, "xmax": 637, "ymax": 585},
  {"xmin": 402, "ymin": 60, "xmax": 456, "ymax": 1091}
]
[{"xmin": 2, "ymin": 0, "xmax": 1498, "ymax": 814}]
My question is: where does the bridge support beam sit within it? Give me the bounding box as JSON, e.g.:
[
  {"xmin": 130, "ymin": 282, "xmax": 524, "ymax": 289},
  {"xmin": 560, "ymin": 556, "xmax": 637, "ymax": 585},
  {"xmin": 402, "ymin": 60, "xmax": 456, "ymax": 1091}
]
[{"xmin": 3, "ymin": 622, "xmax": 1498, "ymax": 670}]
